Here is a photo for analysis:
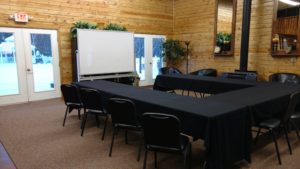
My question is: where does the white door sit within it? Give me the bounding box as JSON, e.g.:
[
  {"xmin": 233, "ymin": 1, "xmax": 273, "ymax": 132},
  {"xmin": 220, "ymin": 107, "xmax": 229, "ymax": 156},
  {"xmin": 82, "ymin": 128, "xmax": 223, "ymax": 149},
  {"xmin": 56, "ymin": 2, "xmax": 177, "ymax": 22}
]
[
  {"xmin": 0, "ymin": 28, "xmax": 61, "ymax": 105},
  {"xmin": 134, "ymin": 34, "xmax": 166, "ymax": 86}
]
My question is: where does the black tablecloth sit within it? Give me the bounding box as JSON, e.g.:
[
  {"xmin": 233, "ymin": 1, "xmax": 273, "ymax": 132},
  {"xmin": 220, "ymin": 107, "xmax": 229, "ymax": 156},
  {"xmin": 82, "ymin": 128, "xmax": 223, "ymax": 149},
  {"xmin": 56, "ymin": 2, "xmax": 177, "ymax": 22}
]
[
  {"xmin": 155, "ymin": 74, "xmax": 300, "ymax": 123},
  {"xmin": 154, "ymin": 74, "xmax": 256, "ymax": 94},
  {"xmin": 76, "ymin": 80, "xmax": 251, "ymax": 169},
  {"xmin": 76, "ymin": 75, "xmax": 300, "ymax": 169}
]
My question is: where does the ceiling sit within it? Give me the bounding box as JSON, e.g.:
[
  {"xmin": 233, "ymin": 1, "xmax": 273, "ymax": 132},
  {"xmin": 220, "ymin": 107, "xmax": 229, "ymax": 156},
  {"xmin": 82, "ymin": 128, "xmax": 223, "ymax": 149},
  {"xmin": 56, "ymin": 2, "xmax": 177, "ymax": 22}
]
[{"xmin": 278, "ymin": 0, "xmax": 300, "ymax": 10}]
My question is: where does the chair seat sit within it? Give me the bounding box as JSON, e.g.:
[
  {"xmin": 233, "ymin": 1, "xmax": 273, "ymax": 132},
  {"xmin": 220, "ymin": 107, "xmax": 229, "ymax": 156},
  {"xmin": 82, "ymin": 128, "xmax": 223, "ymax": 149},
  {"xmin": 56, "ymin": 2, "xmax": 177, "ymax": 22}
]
[
  {"xmin": 147, "ymin": 134, "xmax": 189, "ymax": 153},
  {"xmin": 115, "ymin": 123, "xmax": 142, "ymax": 130},
  {"xmin": 87, "ymin": 109, "xmax": 105, "ymax": 115},
  {"xmin": 291, "ymin": 113, "xmax": 300, "ymax": 119},
  {"xmin": 259, "ymin": 118, "xmax": 281, "ymax": 129}
]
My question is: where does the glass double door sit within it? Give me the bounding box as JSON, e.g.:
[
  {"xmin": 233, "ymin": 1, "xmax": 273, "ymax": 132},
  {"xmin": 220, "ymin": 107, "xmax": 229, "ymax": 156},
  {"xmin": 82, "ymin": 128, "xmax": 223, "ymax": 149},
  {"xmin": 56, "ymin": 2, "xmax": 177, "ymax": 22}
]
[
  {"xmin": 0, "ymin": 28, "xmax": 61, "ymax": 105},
  {"xmin": 134, "ymin": 34, "xmax": 166, "ymax": 86}
]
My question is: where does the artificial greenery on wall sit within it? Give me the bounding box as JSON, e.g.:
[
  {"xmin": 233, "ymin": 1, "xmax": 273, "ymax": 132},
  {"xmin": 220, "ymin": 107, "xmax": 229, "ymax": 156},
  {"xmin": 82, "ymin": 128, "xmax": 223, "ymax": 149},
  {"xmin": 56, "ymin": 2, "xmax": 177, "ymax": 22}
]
[
  {"xmin": 103, "ymin": 23, "xmax": 127, "ymax": 31},
  {"xmin": 70, "ymin": 21, "xmax": 98, "ymax": 38},
  {"xmin": 216, "ymin": 32, "xmax": 232, "ymax": 45}
]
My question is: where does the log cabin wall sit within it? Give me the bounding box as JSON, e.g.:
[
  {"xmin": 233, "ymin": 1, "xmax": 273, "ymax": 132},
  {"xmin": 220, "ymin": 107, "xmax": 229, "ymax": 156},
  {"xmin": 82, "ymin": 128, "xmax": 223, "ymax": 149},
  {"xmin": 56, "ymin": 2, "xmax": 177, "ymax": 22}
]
[
  {"xmin": 1, "ymin": 0, "xmax": 299, "ymax": 82},
  {"xmin": 0, "ymin": 0, "xmax": 173, "ymax": 83},
  {"xmin": 173, "ymin": 0, "xmax": 300, "ymax": 80}
]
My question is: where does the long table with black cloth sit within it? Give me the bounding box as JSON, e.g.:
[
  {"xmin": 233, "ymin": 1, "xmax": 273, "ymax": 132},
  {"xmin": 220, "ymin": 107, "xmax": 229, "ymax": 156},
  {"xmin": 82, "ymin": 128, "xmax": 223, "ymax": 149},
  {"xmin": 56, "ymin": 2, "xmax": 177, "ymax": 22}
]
[{"xmin": 76, "ymin": 74, "xmax": 300, "ymax": 169}]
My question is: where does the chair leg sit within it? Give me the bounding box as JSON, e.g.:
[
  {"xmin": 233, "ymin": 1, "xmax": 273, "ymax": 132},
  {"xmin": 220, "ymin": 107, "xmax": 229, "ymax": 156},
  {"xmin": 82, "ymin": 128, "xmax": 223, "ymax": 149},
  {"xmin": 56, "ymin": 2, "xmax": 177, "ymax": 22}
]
[
  {"xmin": 254, "ymin": 127, "xmax": 261, "ymax": 144},
  {"xmin": 270, "ymin": 129, "xmax": 281, "ymax": 165},
  {"xmin": 78, "ymin": 109, "xmax": 81, "ymax": 120},
  {"xmin": 283, "ymin": 126, "xmax": 292, "ymax": 155},
  {"xmin": 143, "ymin": 150, "xmax": 148, "ymax": 169},
  {"xmin": 109, "ymin": 128, "xmax": 116, "ymax": 157},
  {"xmin": 62, "ymin": 106, "xmax": 69, "ymax": 127},
  {"xmin": 290, "ymin": 120, "xmax": 300, "ymax": 141},
  {"xmin": 194, "ymin": 91, "xmax": 198, "ymax": 98},
  {"xmin": 181, "ymin": 90, "xmax": 185, "ymax": 95},
  {"xmin": 125, "ymin": 129, "xmax": 128, "ymax": 144},
  {"xmin": 154, "ymin": 152, "xmax": 158, "ymax": 168},
  {"xmin": 81, "ymin": 112, "xmax": 88, "ymax": 136},
  {"xmin": 95, "ymin": 115, "xmax": 100, "ymax": 128},
  {"xmin": 137, "ymin": 135, "xmax": 143, "ymax": 162},
  {"xmin": 102, "ymin": 115, "xmax": 108, "ymax": 140},
  {"xmin": 188, "ymin": 143, "xmax": 192, "ymax": 169}
]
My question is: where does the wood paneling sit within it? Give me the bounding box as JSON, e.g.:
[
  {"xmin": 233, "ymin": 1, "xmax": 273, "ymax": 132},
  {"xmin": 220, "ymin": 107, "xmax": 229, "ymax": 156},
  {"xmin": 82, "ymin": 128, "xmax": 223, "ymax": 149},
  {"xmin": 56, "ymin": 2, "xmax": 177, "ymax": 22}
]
[
  {"xmin": 275, "ymin": 16, "xmax": 299, "ymax": 35},
  {"xmin": 0, "ymin": 0, "xmax": 173, "ymax": 83},
  {"xmin": 1, "ymin": 0, "xmax": 299, "ymax": 82},
  {"xmin": 173, "ymin": 0, "xmax": 300, "ymax": 80}
]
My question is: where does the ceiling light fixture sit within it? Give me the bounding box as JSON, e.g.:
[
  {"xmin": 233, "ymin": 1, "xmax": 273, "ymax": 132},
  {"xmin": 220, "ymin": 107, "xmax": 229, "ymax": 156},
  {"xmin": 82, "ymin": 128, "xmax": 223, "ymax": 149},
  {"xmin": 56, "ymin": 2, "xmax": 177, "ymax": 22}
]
[{"xmin": 279, "ymin": 0, "xmax": 300, "ymax": 6}]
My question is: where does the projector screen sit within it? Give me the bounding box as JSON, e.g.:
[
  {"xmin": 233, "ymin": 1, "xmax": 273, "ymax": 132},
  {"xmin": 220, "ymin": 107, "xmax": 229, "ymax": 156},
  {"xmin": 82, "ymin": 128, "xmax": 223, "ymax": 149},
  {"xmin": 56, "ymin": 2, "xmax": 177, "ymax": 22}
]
[{"xmin": 77, "ymin": 29, "xmax": 135, "ymax": 75}]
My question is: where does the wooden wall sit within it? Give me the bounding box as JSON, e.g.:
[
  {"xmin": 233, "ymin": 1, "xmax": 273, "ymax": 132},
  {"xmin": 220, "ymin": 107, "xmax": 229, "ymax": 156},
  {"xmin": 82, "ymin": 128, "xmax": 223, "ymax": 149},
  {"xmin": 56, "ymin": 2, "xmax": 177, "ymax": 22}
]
[
  {"xmin": 0, "ymin": 0, "xmax": 173, "ymax": 83},
  {"xmin": 1, "ymin": 0, "xmax": 300, "ymax": 82},
  {"xmin": 173, "ymin": 0, "xmax": 300, "ymax": 80}
]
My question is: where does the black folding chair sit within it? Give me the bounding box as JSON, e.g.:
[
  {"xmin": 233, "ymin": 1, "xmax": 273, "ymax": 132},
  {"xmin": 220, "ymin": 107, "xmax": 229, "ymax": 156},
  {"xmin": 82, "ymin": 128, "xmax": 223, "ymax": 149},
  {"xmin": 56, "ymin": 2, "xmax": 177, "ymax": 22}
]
[
  {"xmin": 80, "ymin": 88, "xmax": 109, "ymax": 140},
  {"xmin": 142, "ymin": 112, "xmax": 191, "ymax": 169},
  {"xmin": 61, "ymin": 84, "xmax": 82, "ymax": 126},
  {"xmin": 254, "ymin": 91, "xmax": 300, "ymax": 165},
  {"xmin": 158, "ymin": 67, "xmax": 184, "ymax": 95},
  {"xmin": 107, "ymin": 98, "xmax": 143, "ymax": 161},
  {"xmin": 269, "ymin": 73, "xmax": 300, "ymax": 84},
  {"xmin": 189, "ymin": 68, "xmax": 217, "ymax": 98}
]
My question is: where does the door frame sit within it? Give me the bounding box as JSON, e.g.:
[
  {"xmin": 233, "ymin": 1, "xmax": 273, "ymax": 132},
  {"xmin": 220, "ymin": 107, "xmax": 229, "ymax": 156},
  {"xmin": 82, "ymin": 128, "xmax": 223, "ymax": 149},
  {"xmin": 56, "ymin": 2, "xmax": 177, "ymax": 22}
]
[
  {"xmin": 134, "ymin": 34, "xmax": 166, "ymax": 86},
  {"xmin": 23, "ymin": 29, "xmax": 61, "ymax": 101},
  {"xmin": 0, "ymin": 27, "xmax": 61, "ymax": 106}
]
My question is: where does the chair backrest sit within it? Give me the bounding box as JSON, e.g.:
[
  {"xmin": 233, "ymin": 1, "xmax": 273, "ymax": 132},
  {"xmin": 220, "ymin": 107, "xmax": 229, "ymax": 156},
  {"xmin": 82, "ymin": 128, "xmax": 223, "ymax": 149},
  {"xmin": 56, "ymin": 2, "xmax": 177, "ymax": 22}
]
[
  {"xmin": 190, "ymin": 68, "xmax": 217, "ymax": 77},
  {"xmin": 269, "ymin": 73, "xmax": 300, "ymax": 84},
  {"xmin": 142, "ymin": 112, "xmax": 182, "ymax": 150},
  {"xmin": 80, "ymin": 88, "xmax": 104, "ymax": 111},
  {"xmin": 282, "ymin": 91, "xmax": 300, "ymax": 123},
  {"xmin": 107, "ymin": 98, "xmax": 139, "ymax": 127},
  {"xmin": 160, "ymin": 67, "xmax": 183, "ymax": 75},
  {"xmin": 61, "ymin": 84, "xmax": 81, "ymax": 105}
]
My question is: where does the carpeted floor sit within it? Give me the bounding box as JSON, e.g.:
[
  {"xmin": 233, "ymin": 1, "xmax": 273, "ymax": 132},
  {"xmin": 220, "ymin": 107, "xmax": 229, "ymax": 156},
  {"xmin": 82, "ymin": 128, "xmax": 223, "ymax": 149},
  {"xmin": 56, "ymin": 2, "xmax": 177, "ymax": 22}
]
[{"xmin": 0, "ymin": 98, "xmax": 300, "ymax": 169}]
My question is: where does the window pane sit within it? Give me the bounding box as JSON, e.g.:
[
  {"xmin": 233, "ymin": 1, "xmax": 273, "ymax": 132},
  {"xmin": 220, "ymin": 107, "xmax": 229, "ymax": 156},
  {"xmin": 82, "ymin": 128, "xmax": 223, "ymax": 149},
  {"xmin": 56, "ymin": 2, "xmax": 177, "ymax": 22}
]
[
  {"xmin": 31, "ymin": 33, "xmax": 55, "ymax": 92},
  {"xmin": 134, "ymin": 37, "xmax": 145, "ymax": 80},
  {"xmin": 0, "ymin": 32, "xmax": 19, "ymax": 96},
  {"xmin": 152, "ymin": 38, "xmax": 164, "ymax": 79}
]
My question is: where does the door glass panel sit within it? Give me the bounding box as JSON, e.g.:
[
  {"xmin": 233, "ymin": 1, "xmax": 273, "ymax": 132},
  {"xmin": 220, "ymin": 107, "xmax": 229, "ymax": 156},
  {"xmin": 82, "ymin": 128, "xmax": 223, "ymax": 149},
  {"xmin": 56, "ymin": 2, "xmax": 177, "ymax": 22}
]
[
  {"xmin": 134, "ymin": 37, "xmax": 145, "ymax": 80},
  {"xmin": 0, "ymin": 32, "xmax": 19, "ymax": 96},
  {"xmin": 31, "ymin": 33, "xmax": 54, "ymax": 92},
  {"xmin": 152, "ymin": 38, "xmax": 164, "ymax": 79}
]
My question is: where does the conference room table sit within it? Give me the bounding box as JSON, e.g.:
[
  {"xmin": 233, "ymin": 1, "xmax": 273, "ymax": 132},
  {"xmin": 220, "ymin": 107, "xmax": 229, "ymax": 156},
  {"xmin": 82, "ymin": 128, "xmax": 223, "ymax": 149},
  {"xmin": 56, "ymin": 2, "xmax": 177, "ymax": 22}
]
[
  {"xmin": 155, "ymin": 74, "xmax": 300, "ymax": 122},
  {"xmin": 76, "ymin": 75, "xmax": 300, "ymax": 169}
]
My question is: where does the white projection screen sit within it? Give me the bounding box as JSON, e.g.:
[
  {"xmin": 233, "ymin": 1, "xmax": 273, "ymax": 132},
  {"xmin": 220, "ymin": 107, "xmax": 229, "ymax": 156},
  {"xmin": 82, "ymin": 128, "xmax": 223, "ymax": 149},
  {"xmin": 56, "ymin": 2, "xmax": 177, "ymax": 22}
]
[{"xmin": 77, "ymin": 29, "xmax": 135, "ymax": 75}]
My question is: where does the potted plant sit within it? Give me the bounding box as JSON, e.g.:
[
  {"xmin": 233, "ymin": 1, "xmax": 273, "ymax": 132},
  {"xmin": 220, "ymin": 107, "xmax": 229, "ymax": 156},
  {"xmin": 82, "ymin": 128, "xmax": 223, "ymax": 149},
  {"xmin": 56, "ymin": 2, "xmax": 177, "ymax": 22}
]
[
  {"xmin": 103, "ymin": 23, "xmax": 127, "ymax": 31},
  {"xmin": 216, "ymin": 32, "xmax": 232, "ymax": 52},
  {"xmin": 70, "ymin": 21, "xmax": 98, "ymax": 38},
  {"xmin": 162, "ymin": 39, "xmax": 185, "ymax": 65}
]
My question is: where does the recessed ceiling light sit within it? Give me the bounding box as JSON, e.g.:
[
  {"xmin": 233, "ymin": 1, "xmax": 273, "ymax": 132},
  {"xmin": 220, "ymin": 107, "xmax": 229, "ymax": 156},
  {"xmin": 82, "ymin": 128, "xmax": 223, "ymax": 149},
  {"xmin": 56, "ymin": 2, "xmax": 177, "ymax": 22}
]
[{"xmin": 279, "ymin": 0, "xmax": 300, "ymax": 6}]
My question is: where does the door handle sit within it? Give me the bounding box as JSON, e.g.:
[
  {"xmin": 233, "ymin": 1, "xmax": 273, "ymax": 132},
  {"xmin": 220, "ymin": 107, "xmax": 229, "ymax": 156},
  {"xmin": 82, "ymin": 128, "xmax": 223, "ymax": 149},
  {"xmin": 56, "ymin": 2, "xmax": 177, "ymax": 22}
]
[{"xmin": 26, "ymin": 68, "xmax": 31, "ymax": 72}]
